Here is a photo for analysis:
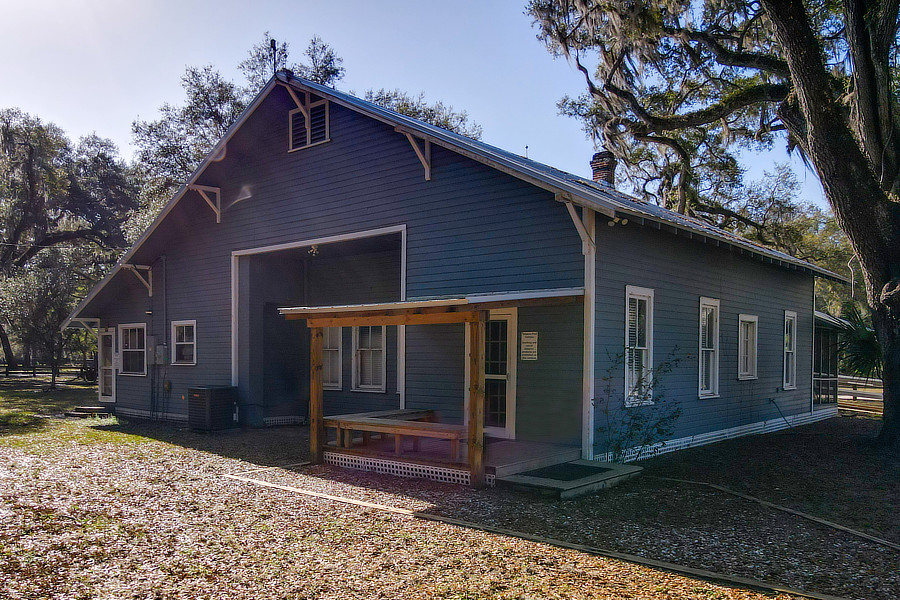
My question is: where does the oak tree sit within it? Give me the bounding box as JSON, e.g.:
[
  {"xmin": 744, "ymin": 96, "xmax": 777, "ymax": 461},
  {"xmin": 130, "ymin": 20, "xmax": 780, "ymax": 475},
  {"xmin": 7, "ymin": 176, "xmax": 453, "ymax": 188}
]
[{"xmin": 529, "ymin": 0, "xmax": 900, "ymax": 444}]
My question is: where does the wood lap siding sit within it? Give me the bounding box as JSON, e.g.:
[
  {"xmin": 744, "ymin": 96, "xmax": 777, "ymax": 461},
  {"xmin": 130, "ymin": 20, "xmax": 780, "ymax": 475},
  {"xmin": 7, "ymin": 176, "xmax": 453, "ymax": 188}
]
[
  {"xmin": 79, "ymin": 85, "xmax": 582, "ymax": 421},
  {"xmin": 594, "ymin": 224, "xmax": 814, "ymax": 449},
  {"xmin": 515, "ymin": 304, "xmax": 583, "ymax": 445},
  {"xmin": 405, "ymin": 324, "xmax": 466, "ymax": 423}
]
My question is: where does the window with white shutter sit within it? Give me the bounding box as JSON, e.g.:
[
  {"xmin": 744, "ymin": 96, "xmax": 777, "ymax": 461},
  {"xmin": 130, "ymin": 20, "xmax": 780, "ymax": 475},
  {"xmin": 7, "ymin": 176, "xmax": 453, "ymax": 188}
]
[
  {"xmin": 625, "ymin": 286, "xmax": 654, "ymax": 406},
  {"xmin": 699, "ymin": 297, "xmax": 720, "ymax": 397}
]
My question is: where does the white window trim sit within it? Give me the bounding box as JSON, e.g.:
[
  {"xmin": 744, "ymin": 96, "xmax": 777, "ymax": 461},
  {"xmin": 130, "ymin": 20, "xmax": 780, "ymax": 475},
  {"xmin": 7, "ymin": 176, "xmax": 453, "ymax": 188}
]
[
  {"xmin": 738, "ymin": 314, "xmax": 759, "ymax": 380},
  {"xmin": 170, "ymin": 320, "xmax": 197, "ymax": 366},
  {"xmin": 625, "ymin": 285, "xmax": 654, "ymax": 407},
  {"xmin": 98, "ymin": 328, "xmax": 116, "ymax": 403},
  {"xmin": 784, "ymin": 310, "xmax": 798, "ymax": 390},
  {"xmin": 118, "ymin": 323, "xmax": 147, "ymax": 377},
  {"xmin": 323, "ymin": 326, "xmax": 343, "ymax": 391},
  {"xmin": 698, "ymin": 297, "xmax": 720, "ymax": 398},
  {"xmin": 352, "ymin": 325, "xmax": 387, "ymax": 393},
  {"xmin": 288, "ymin": 93, "xmax": 330, "ymax": 152}
]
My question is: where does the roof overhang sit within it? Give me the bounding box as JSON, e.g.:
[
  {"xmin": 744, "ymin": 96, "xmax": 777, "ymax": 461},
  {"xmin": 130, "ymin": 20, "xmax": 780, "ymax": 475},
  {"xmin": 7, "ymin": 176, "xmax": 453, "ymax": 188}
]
[
  {"xmin": 815, "ymin": 310, "xmax": 850, "ymax": 329},
  {"xmin": 275, "ymin": 73, "xmax": 847, "ymax": 284},
  {"xmin": 65, "ymin": 72, "xmax": 846, "ymax": 329},
  {"xmin": 62, "ymin": 78, "xmax": 284, "ymax": 330},
  {"xmin": 279, "ymin": 288, "xmax": 584, "ymax": 327}
]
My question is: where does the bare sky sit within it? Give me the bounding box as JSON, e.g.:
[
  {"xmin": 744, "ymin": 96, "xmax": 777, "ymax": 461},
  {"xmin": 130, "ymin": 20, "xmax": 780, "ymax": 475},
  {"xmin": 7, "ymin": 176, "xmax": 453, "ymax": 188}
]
[{"xmin": 0, "ymin": 0, "xmax": 827, "ymax": 206}]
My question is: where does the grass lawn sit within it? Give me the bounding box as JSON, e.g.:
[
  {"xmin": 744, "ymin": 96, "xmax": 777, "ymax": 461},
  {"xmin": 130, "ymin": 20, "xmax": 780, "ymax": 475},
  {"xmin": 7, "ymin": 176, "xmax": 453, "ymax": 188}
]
[
  {"xmin": 0, "ymin": 373, "xmax": 95, "ymax": 432},
  {"xmin": 1, "ymin": 377, "xmax": 896, "ymax": 599}
]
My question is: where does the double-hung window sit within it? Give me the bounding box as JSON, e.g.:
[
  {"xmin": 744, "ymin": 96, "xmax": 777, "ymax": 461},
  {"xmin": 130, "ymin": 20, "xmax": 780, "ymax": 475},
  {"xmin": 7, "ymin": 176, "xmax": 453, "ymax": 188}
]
[
  {"xmin": 738, "ymin": 315, "xmax": 758, "ymax": 380},
  {"xmin": 119, "ymin": 323, "xmax": 147, "ymax": 376},
  {"xmin": 171, "ymin": 320, "xmax": 197, "ymax": 365},
  {"xmin": 625, "ymin": 286, "xmax": 654, "ymax": 406},
  {"xmin": 784, "ymin": 311, "xmax": 797, "ymax": 389},
  {"xmin": 353, "ymin": 325, "xmax": 386, "ymax": 392},
  {"xmin": 323, "ymin": 327, "xmax": 342, "ymax": 390},
  {"xmin": 699, "ymin": 297, "xmax": 720, "ymax": 397}
]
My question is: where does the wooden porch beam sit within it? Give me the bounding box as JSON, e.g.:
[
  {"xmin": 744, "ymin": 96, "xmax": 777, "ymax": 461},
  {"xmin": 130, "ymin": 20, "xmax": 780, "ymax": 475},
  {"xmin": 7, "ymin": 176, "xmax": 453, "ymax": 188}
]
[
  {"xmin": 307, "ymin": 311, "xmax": 479, "ymax": 328},
  {"xmin": 467, "ymin": 312, "xmax": 487, "ymax": 488},
  {"xmin": 309, "ymin": 326, "xmax": 324, "ymax": 464},
  {"xmin": 284, "ymin": 295, "xmax": 582, "ymax": 322}
]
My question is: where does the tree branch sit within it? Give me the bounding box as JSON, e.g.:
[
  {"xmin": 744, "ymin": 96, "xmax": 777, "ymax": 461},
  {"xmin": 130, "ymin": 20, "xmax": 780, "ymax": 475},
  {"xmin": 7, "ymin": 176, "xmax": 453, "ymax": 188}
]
[
  {"xmin": 11, "ymin": 230, "xmax": 107, "ymax": 268},
  {"xmin": 603, "ymin": 80, "xmax": 789, "ymax": 132},
  {"xmin": 676, "ymin": 29, "xmax": 791, "ymax": 77}
]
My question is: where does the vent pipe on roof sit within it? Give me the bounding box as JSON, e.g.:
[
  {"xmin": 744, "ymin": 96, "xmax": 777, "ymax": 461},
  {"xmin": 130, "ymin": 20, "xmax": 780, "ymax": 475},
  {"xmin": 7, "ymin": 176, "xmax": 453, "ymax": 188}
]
[{"xmin": 590, "ymin": 150, "xmax": 616, "ymax": 187}]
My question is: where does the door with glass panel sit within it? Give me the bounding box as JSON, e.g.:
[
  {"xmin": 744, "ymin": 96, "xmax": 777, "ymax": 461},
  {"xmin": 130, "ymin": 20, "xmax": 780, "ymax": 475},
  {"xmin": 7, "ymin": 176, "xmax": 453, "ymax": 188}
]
[
  {"xmin": 98, "ymin": 329, "xmax": 116, "ymax": 403},
  {"xmin": 482, "ymin": 310, "xmax": 516, "ymax": 439}
]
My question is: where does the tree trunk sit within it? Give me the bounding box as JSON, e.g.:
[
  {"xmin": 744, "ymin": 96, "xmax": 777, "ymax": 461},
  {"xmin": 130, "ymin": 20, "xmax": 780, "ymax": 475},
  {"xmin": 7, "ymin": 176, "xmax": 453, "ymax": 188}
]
[
  {"xmin": 761, "ymin": 0, "xmax": 900, "ymax": 446},
  {"xmin": 873, "ymin": 306, "xmax": 900, "ymax": 444},
  {"xmin": 0, "ymin": 322, "xmax": 16, "ymax": 376}
]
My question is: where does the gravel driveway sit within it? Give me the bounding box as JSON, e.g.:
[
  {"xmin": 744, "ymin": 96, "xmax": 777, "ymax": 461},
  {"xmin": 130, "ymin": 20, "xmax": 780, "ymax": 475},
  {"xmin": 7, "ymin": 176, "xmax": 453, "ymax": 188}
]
[{"xmin": 0, "ymin": 418, "xmax": 818, "ymax": 600}]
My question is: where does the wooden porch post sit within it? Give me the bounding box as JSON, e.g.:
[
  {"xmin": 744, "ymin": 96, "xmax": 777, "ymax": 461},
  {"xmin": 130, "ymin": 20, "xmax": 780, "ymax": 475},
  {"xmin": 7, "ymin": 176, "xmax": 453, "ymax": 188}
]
[
  {"xmin": 467, "ymin": 312, "xmax": 486, "ymax": 488},
  {"xmin": 309, "ymin": 326, "xmax": 324, "ymax": 464}
]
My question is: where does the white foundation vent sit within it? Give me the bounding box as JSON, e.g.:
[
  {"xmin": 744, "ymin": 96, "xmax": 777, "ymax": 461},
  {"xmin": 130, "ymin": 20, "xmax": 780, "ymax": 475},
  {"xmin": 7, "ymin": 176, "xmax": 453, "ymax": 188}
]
[{"xmin": 324, "ymin": 451, "xmax": 494, "ymax": 487}]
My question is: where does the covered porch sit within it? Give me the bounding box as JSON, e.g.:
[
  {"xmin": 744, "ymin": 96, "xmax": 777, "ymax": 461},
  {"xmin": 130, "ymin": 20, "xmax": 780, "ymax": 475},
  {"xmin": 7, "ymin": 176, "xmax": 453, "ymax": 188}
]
[{"xmin": 280, "ymin": 292, "xmax": 583, "ymax": 487}]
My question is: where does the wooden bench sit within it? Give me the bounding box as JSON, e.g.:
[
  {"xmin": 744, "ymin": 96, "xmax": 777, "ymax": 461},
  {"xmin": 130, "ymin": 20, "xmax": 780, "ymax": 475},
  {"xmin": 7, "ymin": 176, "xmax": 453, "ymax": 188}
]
[
  {"xmin": 323, "ymin": 410, "xmax": 465, "ymax": 461},
  {"xmin": 324, "ymin": 409, "xmax": 434, "ymax": 448}
]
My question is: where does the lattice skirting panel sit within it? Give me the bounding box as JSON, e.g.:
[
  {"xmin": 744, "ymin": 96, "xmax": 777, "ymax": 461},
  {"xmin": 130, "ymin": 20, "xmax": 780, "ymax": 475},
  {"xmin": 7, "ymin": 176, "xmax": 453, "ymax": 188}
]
[
  {"xmin": 596, "ymin": 405, "xmax": 839, "ymax": 463},
  {"xmin": 263, "ymin": 416, "xmax": 304, "ymax": 426},
  {"xmin": 324, "ymin": 451, "xmax": 493, "ymax": 487},
  {"xmin": 114, "ymin": 407, "xmax": 188, "ymax": 422}
]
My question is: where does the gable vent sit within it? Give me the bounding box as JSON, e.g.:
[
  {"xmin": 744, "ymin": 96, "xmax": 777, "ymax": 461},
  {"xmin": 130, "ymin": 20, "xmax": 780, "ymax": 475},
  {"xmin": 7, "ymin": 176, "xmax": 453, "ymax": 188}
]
[
  {"xmin": 290, "ymin": 110, "xmax": 307, "ymax": 150},
  {"xmin": 309, "ymin": 103, "xmax": 328, "ymax": 144},
  {"xmin": 288, "ymin": 91, "xmax": 330, "ymax": 152}
]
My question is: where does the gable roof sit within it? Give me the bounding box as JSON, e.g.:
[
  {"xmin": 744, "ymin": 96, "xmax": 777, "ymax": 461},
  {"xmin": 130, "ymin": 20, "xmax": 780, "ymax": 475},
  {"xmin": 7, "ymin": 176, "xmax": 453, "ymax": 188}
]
[
  {"xmin": 287, "ymin": 72, "xmax": 844, "ymax": 282},
  {"xmin": 64, "ymin": 72, "xmax": 845, "ymax": 328}
]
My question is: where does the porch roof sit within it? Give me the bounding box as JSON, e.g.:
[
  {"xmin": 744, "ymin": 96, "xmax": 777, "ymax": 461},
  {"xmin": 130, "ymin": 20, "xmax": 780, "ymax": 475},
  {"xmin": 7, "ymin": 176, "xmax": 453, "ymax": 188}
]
[{"xmin": 279, "ymin": 288, "xmax": 583, "ymax": 327}]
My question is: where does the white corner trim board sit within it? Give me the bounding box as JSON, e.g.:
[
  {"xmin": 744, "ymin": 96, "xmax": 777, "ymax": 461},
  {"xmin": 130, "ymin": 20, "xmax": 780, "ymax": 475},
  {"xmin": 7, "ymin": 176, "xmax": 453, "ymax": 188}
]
[{"xmin": 595, "ymin": 405, "xmax": 838, "ymax": 463}]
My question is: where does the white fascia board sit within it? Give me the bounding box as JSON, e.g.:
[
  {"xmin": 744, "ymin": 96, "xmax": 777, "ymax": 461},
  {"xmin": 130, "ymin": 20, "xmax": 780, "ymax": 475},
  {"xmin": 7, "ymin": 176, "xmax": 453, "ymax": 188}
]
[
  {"xmin": 62, "ymin": 78, "xmax": 282, "ymax": 329},
  {"xmin": 277, "ymin": 74, "xmax": 618, "ymax": 220},
  {"xmin": 463, "ymin": 287, "xmax": 584, "ymax": 303},
  {"xmin": 283, "ymin": 75, "xmax": 842, "ymax": 282},
  {"xmin": 278, "ymin": 287, "xmax": 585, "ymax": 316}
]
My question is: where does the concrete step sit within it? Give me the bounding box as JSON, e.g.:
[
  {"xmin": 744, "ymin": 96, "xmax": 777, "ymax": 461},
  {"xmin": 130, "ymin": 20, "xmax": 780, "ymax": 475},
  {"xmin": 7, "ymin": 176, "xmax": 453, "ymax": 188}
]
[
  {"xmin": 490, "ymin": 446, "xmax": 581, "ymax": 478},
  {"xmin": 65, "ymin": 410, "xmax": 113, "ymax": 419},
  {"xmin": 74, "ymin": 406, "xmax": 110, "ymax": 413},
  {"xmin": 495, "ymin": 460, "xmax": 643, "ymax": 499}
]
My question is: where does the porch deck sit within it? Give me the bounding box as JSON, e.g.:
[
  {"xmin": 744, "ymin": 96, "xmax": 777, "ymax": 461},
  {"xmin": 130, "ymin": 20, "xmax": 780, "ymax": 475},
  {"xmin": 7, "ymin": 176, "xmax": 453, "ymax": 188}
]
[{"xmin": 324, "ymin": 431, "xmax": 580, "ymax": 480}]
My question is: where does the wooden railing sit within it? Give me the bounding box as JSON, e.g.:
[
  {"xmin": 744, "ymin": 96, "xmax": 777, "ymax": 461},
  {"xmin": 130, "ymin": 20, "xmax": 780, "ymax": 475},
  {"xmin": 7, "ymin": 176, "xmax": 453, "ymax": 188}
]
[{"xmin": 838, "ymin": 375, "xmax": 884, "ymax": 415}]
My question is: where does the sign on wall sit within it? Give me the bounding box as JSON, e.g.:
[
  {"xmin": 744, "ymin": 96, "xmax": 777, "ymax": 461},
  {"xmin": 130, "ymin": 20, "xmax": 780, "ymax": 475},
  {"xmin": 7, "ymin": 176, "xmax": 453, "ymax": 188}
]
[{"xmin": 520, "ymin": 331, "xmax": 538, "ymax": 360}]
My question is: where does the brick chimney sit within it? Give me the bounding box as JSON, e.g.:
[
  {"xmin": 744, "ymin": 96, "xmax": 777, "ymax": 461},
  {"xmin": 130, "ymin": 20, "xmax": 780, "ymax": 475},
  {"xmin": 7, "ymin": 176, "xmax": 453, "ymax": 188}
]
[{"xmin": 590, "ymin": 150, "xmax": 616, "ymax": 187}]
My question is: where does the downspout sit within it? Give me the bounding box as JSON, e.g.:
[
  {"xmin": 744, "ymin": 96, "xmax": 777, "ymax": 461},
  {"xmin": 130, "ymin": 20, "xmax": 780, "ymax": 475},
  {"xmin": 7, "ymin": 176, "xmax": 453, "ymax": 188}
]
[{"xmin": 565, "ymin": 200, "xmax": 597, "ymax": 460}]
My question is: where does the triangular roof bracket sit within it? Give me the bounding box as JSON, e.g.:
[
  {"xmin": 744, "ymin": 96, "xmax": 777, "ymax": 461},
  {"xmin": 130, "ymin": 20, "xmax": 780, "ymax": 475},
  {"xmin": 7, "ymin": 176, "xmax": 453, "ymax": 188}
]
[
  {"xmin": 396, "ymin": 127, "xmax": 431, "ymax": 181},
  {"xmin": 187, "ymin": 184, "xmax": 252, "ymax": 224},
  {"xmin": 189, "ymin": 184, "xmax": 222, "ymax": 223},
  {"xmin": 123, "ymin": 265, "xmax": 153, "ymax": 297},
  {"xmin": 277, "ymin": 81, "xmax": 309, "ymax": 120}
]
